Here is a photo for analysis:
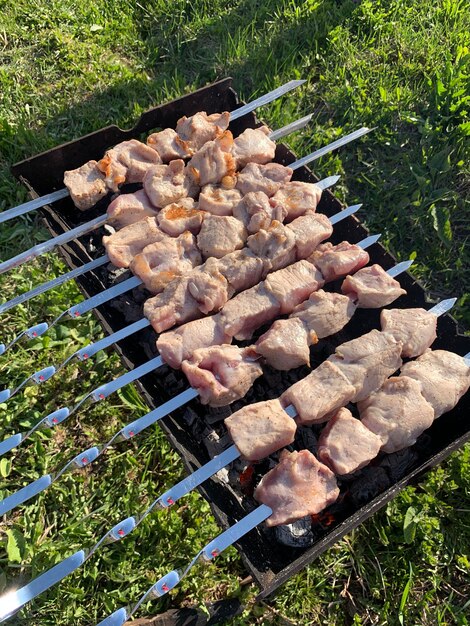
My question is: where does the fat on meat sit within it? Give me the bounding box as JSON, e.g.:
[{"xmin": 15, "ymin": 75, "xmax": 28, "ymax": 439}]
[
  {"xmin": 144, "ymin": 160, "xmax": 198, "ymax": 208},
  {"xmin": 255, "ymin": 318, "xmax": 314, "ymax": 370},
  {"xmin": 198, "ymin": 185, "xmax": 243, "ymax": 216},
  {"xmin": 97, "ymin": 140, "xmax": 161, "ymax": 191},
  {"xmin": 254, "ymin": 450, "xmax": 339, "ymax": 527},
  {"xmin": 176, "ymin": 111, "xmax": 230, "ymax": 150},
  {"xmin": 182, "ymin": 345, "xmax": 263, "ymax": 406},
  {"xmin": 291, "ymin": 290, "xmax": 357, "ymax": 339},
  {"xmin": 287, "ymin": 213, "xmax": 333, "ymax": 258},
  {"xmin": 187, "ymin": 268, "xmax": 231, "ymax": 314},
  {"xmin": 342, "ymin": 264, "xmax": 406, "ymax": 308},
  {"xmin": 233, "ymin": 191, "xmax": 287, "ymax": 233},
  {"xmin": 63, "ymin": 161, "xmax": 108, "ymax": 211},
  {"xmin": 103, "ymin": 217, "xmax": 165, "ymax": 268},
  {"xmin": 264, "ymin": 260, "xmax": 325, "ymax": 314},
  {"xmin": 187, "ymin": 131, "xmax": 236, "ymax": 187},
  {"xmin": 400, "ymin": 349, "xmax": 470, "ymax": 418},
  {"xmin": 218, "ymin": 284, "xmax": 281, "ymax": 341},
  {"xmin": 157, "ymin": 198, "xmax": 204, "ymax": 236},
  {"xmin": 147, "ymin": 128, "xmax": 192, "ymax": 162},
  {"xmin": 247, "ymin": 221, "xmax": 297, "ymax": 274},
  {"xmin": 380, "ymin": 308, "xmax": 437, "ymax": 358},
  {"xmin": 317, "ymin": 407, "xmax": 382, "ymax": 475},
  {"xmin": 204, "ymin": 249, "xmax": 264, "ymax": 293},
  {"xmin": 130, "ymin": 232, "xmax": 201, "ymax": 294},
  {"xmin": 270, "ymin": 181, "xmax": 323, "ymax": 221},
  {"xmin": 236, "ymin": 162, "xmax": 293, "ymax": 197},
  {"xmin": 224, "ymin": 399, "xmax": 297, "ymax": 461},
  {"xmin": 197, "ymin": 215, "xmax": 247, "ymax": 258},
  {"xmin": 106, "ymin": 189, "xmax": 159, "ymax": 229},
  {"xmin": 358, "ymin": 376, "xmax": 435, "ymax": 453},
  {"xmin": 232, "ymin": 126, "xmax": 276, "ymax": 169},
  {"xmin": 310, "ymin": 241, "xmax": 370, "ymax": 282}
]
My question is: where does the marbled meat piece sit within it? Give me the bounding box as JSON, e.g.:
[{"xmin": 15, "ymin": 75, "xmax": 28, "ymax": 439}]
[
  {"xmin": 232, "ymin": 126, "xmax": 276, "ymax": 169},
  {"xmin": 255, "ymin": 450, "xmax": 339, "ymax": 527},
  {"xmin": 264, "ymin": 260, "xmax": 324, "ymax": 314},
  {"xmin": 247, "ymin": 221, "xmax": 297, "ymax": 274},
  {"xmin": 329, "ymin": 329, "xmax": 403, "ymax": 402},
  {"xmin": 197, "ymin": 215, "xmax": 247, "ymax": 258},
  {"xmin": 233, "ymin": 191, "xmax": 286, "ymax": 233},
  {"xmin": 225, "ymin": 399, "xmax": 297, "ymax": 461},
  {"xmin": 130, "ymin": 231, "xmax": 201, "ymax": 294},
  {"xmin": 219, "ymin": 284, "xmax": 281, "ymax": 341},
  {"xmin": 255, "ymin": 318, "xmax": 314, "ymax": 370},
  {"xmin": 187, "ymin": 131, "xmax": 236, "ymax": 186},
  {"xmin": 358, "ymin": 376, "xmax": 434, "ymax": 453},
  {"xmin": 310, "ymin": 241, "xmax": 370, "ymax": 282},
  {"xmin": 287, "ymin": 213, "xmax": 333, "ymax": 258},
  {"xmin": 400, "ymin": 349, "xmax": 470, "ymax": 418},
  {"xmin": 317, "ymin": 407, "xmax": 382, "ymax": 474},
  {"xmin": 144, "ymin": 160, "xmax": 198, "ymax": 208},
  {"xmin": 236, "ymin": 162, "xmax": 293, "ymax": 197},
  {"xmin": 147, "ymin": 128, "xmax": 192, "ymax": 161},
  {"xmin": 281, "ymin": 359, "xmax": 356, "ymax": 425},
  {"xmin": 176, "ymin": 111, "xmax": 230, "ymax": 150},
  {"xmin": 182, "ymin": 345, "xmax": 263, "ymax": 406},
  {"xmin": 157, "ymin": 315, "xmax": 231, "ymax": 369},
  {"xmin": 157, "ymin": 198, "xmax": 203, "ymax": 236},
  {"xmin": 204, "ymin": 249, "xmax": 264, "ymax": 293},
  {"xmin": 198, "ymin": 185, "xmax": 243, "ymax": 216},
  {"xmin": 380, "ymin": 308, "xmax": 437, "ymax": 358},
  {"xmin": 64, "ymin": 161, "xmax": 108, "ymax": 211},
  {"xmin": 107, "ymin": 189, "xmax": 158, "ymax": 229},
  {"xmin": 186, "ymin": 267, "xmax": 231, "ymax": 314},
  {"xmin": 342, "ymin": 264, "xmax": 406, "ymax": 308},
  {"xmin": 97, "ymin": 140, "xmax": 161, "ymax": 191},
  {"xmin": 291, "ymin": 290, "xmax": 356, "ymax": 339},
  {"xmin": 103, "ymin": 217, "xmax": 165, "ymax": 268},
  {"xmin": 271, "ymin": 181, "xmax": 323, "ymax": 221}
]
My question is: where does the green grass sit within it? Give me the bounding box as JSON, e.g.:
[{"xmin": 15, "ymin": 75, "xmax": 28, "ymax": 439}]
[{"xmin": 0, "ymin": 0, "xmax": 469, "ymax": 624}]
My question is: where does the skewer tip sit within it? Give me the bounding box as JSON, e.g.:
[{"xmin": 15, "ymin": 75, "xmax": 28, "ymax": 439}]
[
  {"xmin": 0, "ymin": 344, "xmax": 4, "ymax": 356},
  {"xmin": 358, "ymin": 233, "xmax": 381, "ymax": 249},
  {"xmin": 428, "ymin": 297, "xmax": 458, "ymax": 316},
  {"xmin": 386, "ymin": 259, "xmax": 414, "ymax": 277},
  {"xmin": 0, "ymin": 389, "xmax": 11, "ymax": 404},
  {"xmin": 96, "ymin": 608, "xmax": 128, "ymax": 626}
]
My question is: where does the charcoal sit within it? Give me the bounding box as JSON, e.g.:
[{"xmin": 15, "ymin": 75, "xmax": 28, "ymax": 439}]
[
  {"xmin": 204, "ymin": 404, "xmax": 233, "ymax": 425},
  {"xmin": 273, "ymin": 516, "xmax": 315, "ymax": 548},
  {"xmin": 378, "ymin": 448, "xmax": 419, "ymax": 482},
  {"xmin": 349, "ymin": 467, "xmax": 390, "ymax": 507},
  {"xmin": 110, "ymin": 297, "xmax": 143, "ymax": 322},
  {"xmin": 295, "ymin": 425, "xmax": 317, "ymax": 453}
]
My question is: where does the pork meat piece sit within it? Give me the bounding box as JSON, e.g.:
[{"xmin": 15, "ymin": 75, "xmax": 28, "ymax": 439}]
[
  {"xmin": 97, "ymin": 140, "xmax": 162, "ymax": 191},
  {"xmin": 232, "ymin": 126, "xmax": 276, "ymax": 169},
  {"xmin": 341, "ymin": 264, "xmax": 407, "ymax": 308},
  {"xmin": 281, "ymin": 359, "xmax": 357, "ymax": 425},
  {"xmin": 255, "ymin": 449, "xmax": 339, "ymax": 527},
  {"xmin": 187, "ymin": 131, "xmax": 236, "ymax": 187},
  {"xmin": 317, "ymin": 407, "xmax": 382, "ymax": 474},
  {"xmin": 182, "ymin": 345, "xmax": 263, "ymax": 406},
  {"xmin": 255, "ymin": 318, "xmax": 314, "ymax": 370},
  {"xmin": 380, "ymin": 308, "xmax": 437, "ymax": 358},
  {"xmin": 400, "ymin": 349, "xmax": 470, "ymax": 418},
  {"xmin": 225, "ymin": 400, "xmax": 297, "ymax": 461},
  {"xmin": 310, "ymin": 241, "xmax": 370, "ymax": 282},
  {"xmin": 63, "ymin": 161, "xmax": 108, "ymax": 211},
  {"xmin": 291, "ymin": 290, "xmax": 356, "ymax": 339},
  {"xmin": 264, "ymin": 260, "xmax": 325, "ymax": 314},
  {"xmin": 236, "ymin": 162, "xmax": 293, "ymax": 197},
  {"xmin": 359, "ymin": 376, "xmax": 434, "ymax": 453},
  {"xmin": 187, "ymin": 267, "xmax": 231, "ymax": 314},
  {"xmin": 232, "ymin": 191, "xmax": 287, "ymax": 233},
  {"xmin": 270, "ymin": 181, "xmax": 323, "ymax": 221},
  {"xmin": 197, "ymin": 215, "xmax": 247, "ymax": 259},
  {"xmin": 328, "ymin": 329, "xmax": 403, "ymax": 402},
  {"xmin": 247, "ymin": 221, "xmax": 297, "ymax": 274},
  {"xmin": 144, "ymin": 160, "xmax": 198, "ymax": 208},
  {"xmin": 287, "ymin": 213, "xmax": 333, "ymax": 258},
  {"xmin": 176, "ymin": 111, "xmax": 230, "ymax": 150},
  {"xmin": 157, "ymin": 315, "xmax": 231, "ymax": 369},
  {"xmin": 219, "ymin": 284, "xmax": 281, "ymax": 341},
  {"xmin": 103, "ymin": 217, "xmax": 165, "ymax": 268},
  {"xmin": 198, "ymin": 185, "xmax": 243, "ymax": 216},
  {"xmin": 204, "ymin": 249, "xmax": 264, "ymax": 293},
  {"xmin": 130, "ymin": 231, "xmax": 201, "ymax": 294},
  {"xmin": 147, "ymin": 128, "xmax": 193, "ymax": 161},
  {"xmin": 106, "ymin": 189, "xmax": 159, "ymax": 229},
  {"xmin": 157, "ymin": 198, "xmax": 204, "ymax": 236}
]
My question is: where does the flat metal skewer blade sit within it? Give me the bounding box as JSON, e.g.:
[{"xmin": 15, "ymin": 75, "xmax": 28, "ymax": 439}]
[
  {"xmin": 316, "ymin": 174, "xmax": 340, "ymax": 191},
  {"xmin": 269, "ymin": 113, "xmax": 312, "ymax": 140},
  {"xmin": 0, "ymin": 188, "xmax": 70, "ymax": 225},
  {"xmin": 357, "ymin": 233, "xmax": 381, "ymax": 248},
  {"xmin": 229, "ymin": 79, "xmax": 305, "ymax": 121},
  {"xmin": 428, "ymin": 297, "xmax": 457, "ymax": 316},
  {"xmin": 386, "ymin": 260, "xmax": 414, "ymax": 277},
  {"xmin": 464, "ymin": 352, "xmax": 470, "ymax": 366},
  {"xmin": 329, "ymin": 203, "xmax": 361, "ymax": 224}
]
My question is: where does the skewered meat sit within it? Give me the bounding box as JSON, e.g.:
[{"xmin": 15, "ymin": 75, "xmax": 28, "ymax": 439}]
[
  {"xmin": 291, "ymin": 290, "xmax": 356, "ymax": 339},
  {"xmin": 103, "ymin": 217, "xmax": 166, "ymax": 268},
  {"xmin": 380, "ymin": 308, "xmax": 437, "ymax": 358},
  {"xmin": 270, "ymin": 181, "xmax": 323, "ymax": 221},
  {"xmin": 342, "ymin": 264, "xmax": 406, "ymax": 307},
  {"xmin": 176, "ymin": 111, "xmax": 230, "ymax": 150},
  {"xmin": 232, "ymin": 191, "xmax": 286, "ymax": 233},
  {"xmin": 310, "ymin": 241, "xmax": 370, "ymax": 282},
  {"xmin": 254, "ymin": 449, "xmax": 339, "ymax": 527},
  {"xmin": 219, "ymin": 284, "xmax": 281, "ymax": 341},
  {"xmin": 236, "ymin": 162, "xmax": 293, "ymax": 197},
  {"xmin": 197, "ymin": 215, "xmax": 247, "ymax": 258},
  {"xmin": 186, "ymin": 267, "xmax": 231, "ymax": 314},
  {"xmin": 247, "ymin": 221, "xmax": 297, "ymax": 273},
  {"xmin": 204, "ymin": 249, "xmax": 264, "ymax": 293},
  {"xmin": 280, "ymin": 359, "xmax": 356, "ymax": 425},
  {"xmin": 255, "ymin": 318, "xmax": 314, "ymax": 370},
  {"xmin": 317, "ymin": 408, "xmax": 382, "ymax": 475},
  {"xmin": 106, "ymin": 189, "xmax": 159, "ymax": 229},
  {"xmin": 287, "ymin": 213, "xmax": 333, "ymax": 258},
  {"xmin": 187, "ymin": 131, "xmax": 236, "ymax": 186},
  {"xmin": 231, "ymin": 126, "xmax": 276, "ymax": 169},
  {"xmin": 224, "ymin": 400, "xmax": 297, "ymax": 461},
  {"xmin": 198, "ymin": 185, "xmax": 243, "ymax": 216},
  {"xmin": 130, "ymin": 232, "xmax": 201, "ymax": 294},
  {"xmin": 97, "ymin": 140, "xmax": 162, "ymax": 192},
  {"xmin": 358, "ymin": 376, "xmax": 434, "ymax": 453},
  {"xmin": 146, "ymin": 128, "xmax": 192, "ymax": 162},
  {"xmin": 63, "ymin": 161, "xmax": 108, "ymax": 211},
  {"xmin": 263, "ymin": 261, "xmax": 324, "ymax": 314},
  {"xmin": 157, "ymin": 198, "xmax": 204, "ymax": 236},
  {"xmin": 400, "ymin": 349, "xmax": 470, "ymax": 418},
  {"xmin": 144, "ymin": 160, "xmax": 199, "ymax": 208},
  {"xmin": 182, "ymin": 345, "xmax": 263, "ymax": 406}
]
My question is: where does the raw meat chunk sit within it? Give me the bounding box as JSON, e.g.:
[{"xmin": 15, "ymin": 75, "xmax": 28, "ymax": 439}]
[
  {"xmin": 157, "ymin": 198, "xmax": 204, "ymax": 236},
  {"xmin": 187, "ymin": 131, "xmax": 236, "ymax": 186},
  {"xmin": 380, "ymin": 308, "xmax": 437, "ymax": 358},
  {"xmin": 107, "ymin": 189, "xmax": 159, "ymax": 229},
  {"xmin": 197, "ymin": 215, "xmax": 247, "ymax": 258},
  {"xmin": 271, "ymin": 181, "xmax": 323, "ymax": 221},
  {"xmin": 187, "ymin": 268, "xmax": 230, "ymax": 314},
  {"xmin": 255, "ymin": 318, "xmax": 314, "ymax": 370},
  {"xmin": 291, "ymin": 290, "xmax": 356, "ymax": 339},
  {"xmin": 198, "ymin": 185, "xmax": 243, "ymax": 216},
  {"xmin": 147, "ymin": 128, "xmax": 192, "ymax": 161},
  {"xmin": 341, "ymin": 264, "xmax": 406, "ymax": 308},
  {"xmin": 97, "ymin": 140, "xmax": 161, "ymax": 191},
  {"xmin": 233, "ymin": 191, "xmax": 286, "ymax": 233},
  {"xmin": 236, "ymin": 162, "xmax": 293, "ymax": 197},
  {"xmin": 219, "ymin": 284, "xmax": 281, "ymax": 341},
  {"xmin": 310, "ymin": 241, "xmax": 370, "ymax": 282},
  {"xmin": 287, "ymin": 213, "xmax": 333, "ymax": 258},
  {"xmin": 144, "ymin": 160, "xmax": 198, "ymax": 208},
  {"xmin": 103, "ymin": 217, "xmax": 165, "ymax": 268},
  {"xmin": 264, "ymin": 261, "xmax": 324, "ymax": 314},
  {"xmin": 247, "ymin": 221, "xmax": 297, "ymax": 274},
  {"xmin": 232, "ymin": 126, "xmax": 276, "ymax": 169},
  {"xmin": 204, "ymin": 249, "xmax": 264, "ymax": 293},
  {"xmin": 176, "ymin": 111, "xmax": 230, "ymax": 150},
  {"xmin": 64, "ymin": 161, "xmax": 108, "ymax": 211}
]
